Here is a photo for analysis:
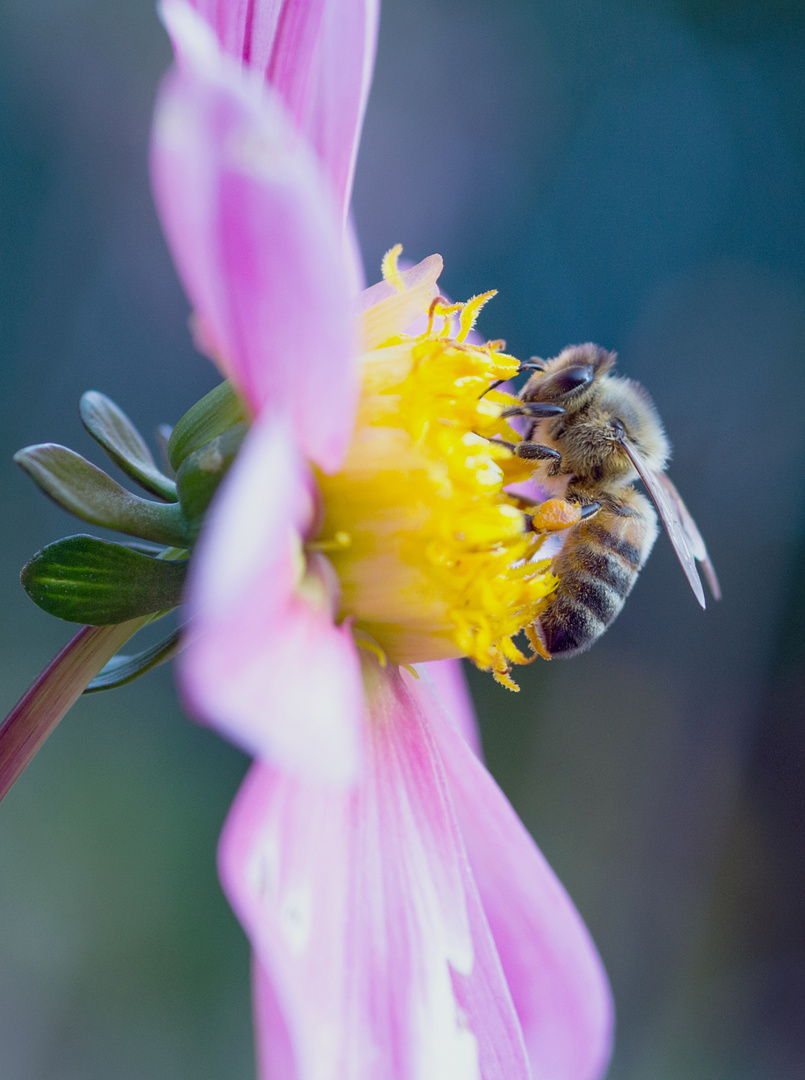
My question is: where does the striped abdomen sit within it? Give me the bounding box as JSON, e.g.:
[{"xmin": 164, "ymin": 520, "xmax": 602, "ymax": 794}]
[{"xmin": 537, "ymin": 488, "xmax": 658, "ymax": 657}]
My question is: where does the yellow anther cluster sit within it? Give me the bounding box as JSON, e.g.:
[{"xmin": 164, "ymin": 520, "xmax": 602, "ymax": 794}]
[{"xmin": 315, "ymin": 254, "xmax": 560, "ymax": 688}]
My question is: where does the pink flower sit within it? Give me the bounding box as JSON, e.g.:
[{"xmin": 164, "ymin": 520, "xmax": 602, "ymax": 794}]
[{"xmin": 150, "ymin": 2, "xmax": 614, "ymax": 1078}]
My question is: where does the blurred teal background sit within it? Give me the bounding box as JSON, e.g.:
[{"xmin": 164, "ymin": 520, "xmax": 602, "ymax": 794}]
[{"xmin": 1, "ymin": 1, "xmax": 804, "ymax": 1077}]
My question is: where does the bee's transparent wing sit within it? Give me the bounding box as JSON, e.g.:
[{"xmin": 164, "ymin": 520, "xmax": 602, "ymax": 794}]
[
  {"xmin": 656, "ymin": 472, "xmax": 721, "ymax": 601},
  {"xmin": 620, "ymin": 437, "xmax": 707, "ymax": 608}
]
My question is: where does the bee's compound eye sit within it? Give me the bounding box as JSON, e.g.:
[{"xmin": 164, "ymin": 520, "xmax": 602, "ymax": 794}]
[{"xmin": 553, "ymin": 365, "xmax": 594, "ymax": 395}]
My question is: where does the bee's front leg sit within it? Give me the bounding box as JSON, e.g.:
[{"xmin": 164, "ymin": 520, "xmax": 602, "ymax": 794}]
[{"xmin": 513, "ymin": 440, "xmax": 562, "ymax": 475}]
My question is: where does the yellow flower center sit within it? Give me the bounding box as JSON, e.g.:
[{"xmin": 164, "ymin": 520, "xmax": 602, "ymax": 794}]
[{"xmin": 313, "ymin": 248, "xmax": 570, "ymax": 690}]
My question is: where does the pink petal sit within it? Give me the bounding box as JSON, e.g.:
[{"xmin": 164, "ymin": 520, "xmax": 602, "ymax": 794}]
[
  {"xmin": 220, "ymin": 661, "xmax": 533, "ymax": 1080},
  {"xmin": 151, "ymin": 9, "xmax": 358, "ymax": 471},
  {"xmin": 253, "ymin": 960, "xmax": 299, "ymax": 1080},
  {"xmin": 419, "ymin": 659, "xmax": 482, "ymax": 758},
  {"xmin": 413, "ymin": 673, "xmax": 614, "ymax": 1080},
  {"xmin": 290, "ymin": 0, "xmax": 379, "ymax": 220},
  {"xmin": 357, "ymin": 253, "xmax": 444, "ymax": 350},
  {"xmin": 164, "ymin": 0, "xmax": 379, "ymax": 218},
  {"xmin": 180, "ymin": 413, "xmax": 364, "ymax": 783}
]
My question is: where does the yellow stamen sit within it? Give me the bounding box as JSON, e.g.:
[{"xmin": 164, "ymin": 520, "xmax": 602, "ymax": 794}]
[
  {"xmin": 381, "ymin": 244, "xmax": 405, "ymax": 293},
  {"xmin": 457, "ymin": 291, "xmax": 497, "ymax": 343},
  {"xmin": 307, "ymin": 531, "xmax": 352, "ymax": 553},
  {"xmin": 354, "ymin": 631, "xmax": 388, "ymax": 668}
]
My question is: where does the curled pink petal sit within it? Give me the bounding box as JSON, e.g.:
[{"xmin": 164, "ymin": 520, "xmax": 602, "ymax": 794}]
[
  {"xmin": 181, "ymin": 413, "xmax": 364, "ymax": 782},
  {"xmin": 220, "ymin": 662, "xmax": 533, "ymax": 1080},
  {"xmin": 152, "ymin": 9, "xmax": 358, "ymax": 470},
  {"xmin": 411, "ymin": 672, "xmax": 614, "ymax": 1080},
  {"xmin": 166, "ymin": 0, "xmax": 379, "ymax": 217}
]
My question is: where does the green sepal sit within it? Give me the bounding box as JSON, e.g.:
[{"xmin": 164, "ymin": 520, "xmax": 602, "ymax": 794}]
[
  {"xmin": 80, "ymin": 391, "xmax": 178, "ymax": 501},
  {"xmin": 167, "ymin": 381, "xmax": 247, "ymax": 472},
  {"xmin": 14, "ymin": 443, "xmax": 191, "ymax": 548},
  {"xmin": 21, "ymin": 535, "xmax": 187, "ymax": 624},
  {"xmin": 83, "ymin": 627, "xmax": 181, "ymax": 692},
  {"xmin": 175, "ymin": 423, "xmax": 247, "ymax": 541}
]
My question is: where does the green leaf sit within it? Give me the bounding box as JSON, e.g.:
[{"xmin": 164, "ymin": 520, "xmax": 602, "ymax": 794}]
[
  {"xmin": 80, "ymin": 391, "xmax": 178, "ymax": 501},
  {"xmin": 15, "ymin": 443, "xmax": 191, "ymax": 547},
  {"xmin": 167, "ymin": 380, "xmax": 247, "ymax": 471},
  {"xmin": 154, "ymin": 424, "xmax": 175, "ymax": 478},
  {"xmin": 84, "ymin": 628, "xmax": 181, "ymax": 692},
  {"xmin": 175, "ymin": 423, "xmax": 247, "ymax": 540},
  {"xmin": 21, "ymin": 535, "xmax": 187, "ymax": 624}
]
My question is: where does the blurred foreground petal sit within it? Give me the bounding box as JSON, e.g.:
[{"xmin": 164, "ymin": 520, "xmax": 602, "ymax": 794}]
[
  {"xmin": 220, "ymin": 661, "xmax": 533, "ymax": 1080},
  {"xmin": 181, "ymin": 414, "xmax": 364, "ymax": 782}
]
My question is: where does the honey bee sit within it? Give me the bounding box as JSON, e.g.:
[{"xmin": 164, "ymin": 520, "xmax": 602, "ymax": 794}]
[{"xmin": 505, "ymin": 343, "xmax": 719, "ymax": 657}]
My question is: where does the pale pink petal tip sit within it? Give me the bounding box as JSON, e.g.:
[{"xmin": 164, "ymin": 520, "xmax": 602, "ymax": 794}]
[
  {"xmin": 358, "ymin": 253, "xmax": 445, "ymax": 350},
  {"xmin": 151, "ymin": 8, "xmax": 359, "ymax": 472},
  {"xmin": 161, "ymin": 0, "xmax": 379, "ymax": 224},
  {"xmin": 412, "ymin": 671, "xmax": 614, "ymax": 1080},
  {"xmin": 180, "ymin": 416, "xmax": 364, "ymax": 783},
  {"xmin": 220, "ymin": 663, "xmax": 537, "ymax": 1080},
  {"xmin": 159, "ymin": 0, "xmax": 221, "ymax": 72}
]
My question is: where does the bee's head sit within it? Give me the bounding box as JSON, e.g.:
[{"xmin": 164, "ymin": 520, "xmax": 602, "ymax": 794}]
[
  {"xmin": 521, "ymin": 345, "xmax": 670, "ymax": 484},
  {"xmin": 599, "ymin": 376, "xmax": 670, "ymax": 474},
  {"xmin": 521, "ymin": 344, "xmax": 615, "ymax": 413}
]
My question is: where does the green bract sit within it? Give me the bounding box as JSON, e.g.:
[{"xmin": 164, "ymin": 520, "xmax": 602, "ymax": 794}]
[
  {"xmin": 13, "ymin": 382, "xmax": 248, "ymax": 692},
  {"xmin": 21, "ymin": 535, "xmax": 187, "ymax": 624}
]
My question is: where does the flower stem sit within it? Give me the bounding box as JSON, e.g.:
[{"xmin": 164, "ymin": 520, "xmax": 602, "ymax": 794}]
[{"xmin": 0, "ymin": 618, "xmax": 148, "ymax": 803}]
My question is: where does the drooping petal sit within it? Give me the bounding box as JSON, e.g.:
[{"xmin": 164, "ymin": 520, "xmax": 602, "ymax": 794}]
[
  {"xmin": 420, "ymin": 658, "xmax": 482, "ymax": 758},
  {"xmin": 152, "ymin": 5, "xmax": 358, "ymax": 471},
  {"xmin": 220, "ymin": 659, "xmax": 533, "ymax": 1080},
  {"xmin": 180, "ymin": 413, "xmax": 364, "ymax": 782},
  {"xmin": 165, "ymin": 0, "xmax": 379, "ymax": 217},
  {"xmin": 413, "ymin": 671, "xmax": 614, "ymax": 1080}
]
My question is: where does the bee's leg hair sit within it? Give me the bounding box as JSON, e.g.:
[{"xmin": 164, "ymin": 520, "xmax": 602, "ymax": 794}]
[{"xmin": 513, "ymin": 442, "xmax": 561, "ymax": 463}]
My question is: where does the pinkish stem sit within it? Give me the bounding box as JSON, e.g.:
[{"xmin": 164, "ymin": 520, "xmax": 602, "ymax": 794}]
[{"xmin": 0, "ymin": 618, "xmax": 147, "ymax": 802}]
